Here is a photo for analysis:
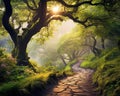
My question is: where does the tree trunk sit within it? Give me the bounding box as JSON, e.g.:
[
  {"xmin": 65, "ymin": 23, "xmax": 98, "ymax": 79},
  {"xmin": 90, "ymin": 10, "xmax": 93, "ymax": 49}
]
[
  {"xmin": 2, "ymin": 0, "xmax": 45, "ymax": 67},
  {"xmin": 16, "ymin": 44, "xmax": 29, "ymax": 66},
  {"xmin": 118, "ymin": 39, "xmax": 120, "ymax": 50},
  {"xmin": 60, "ymin": 55, "xmax": 67, "ymax": 66},
  {"xmin": 15, "ymin": 36, "xmax": 30, "ymax": 66},
  {"xmin": 92, "ymin": 47, "xmax": 101, "ymax": 56},
  {"xmin": 91, "ymin": 36, "xmax": 101, "ymax": 56},
  {"xmin": 101, "ymin": 38, "xmax": 105, "ymax": 49}
]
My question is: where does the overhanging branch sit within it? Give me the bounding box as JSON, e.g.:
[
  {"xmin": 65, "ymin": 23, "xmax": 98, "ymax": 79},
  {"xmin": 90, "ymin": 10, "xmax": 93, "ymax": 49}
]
[
  {"xmin": 45, "ymin": 15, "xmax": 63, "ymax": 26},
  {"xmin": 23, "ymin": 0, "xmax": 37, "ymax": 10},
  {"xmin": 2, "ymin": 0, "xmax": 17, "ymax": 45},
  {"xmin": 60, "ymin": 12, "xmax": 90, "ymax": 27}
]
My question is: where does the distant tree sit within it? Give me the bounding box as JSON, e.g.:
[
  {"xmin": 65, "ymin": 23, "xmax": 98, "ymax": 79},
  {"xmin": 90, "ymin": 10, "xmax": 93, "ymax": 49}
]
[{"xmin": 57, "ymin": 28, "xmax": 90, "ymax": 62}]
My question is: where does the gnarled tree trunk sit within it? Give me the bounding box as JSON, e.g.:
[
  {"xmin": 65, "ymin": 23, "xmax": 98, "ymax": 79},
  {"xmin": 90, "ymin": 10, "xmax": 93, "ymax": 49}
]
[
  {"xmin": 2, "ymin": 0, "xmax": 30, "ymax": 66},
  {"xmin": 16, "ymin": 36, "xmax": 29, "ymax": 66},
  {"xmin": 2, "ymin": 0, "xmax": 46, "ymax": 66}
]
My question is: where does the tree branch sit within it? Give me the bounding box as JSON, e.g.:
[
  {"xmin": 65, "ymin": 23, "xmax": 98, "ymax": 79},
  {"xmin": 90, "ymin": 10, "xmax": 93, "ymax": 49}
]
[
  {"xmin": 31, "ymin": 0, "xmax": 37, "ymax": 8},
  {"xmin": 23, "ymin": 0, "xmax": 47, "ymax": 45},
  {"xmin": 23, "ymin": 0, "xmax": 37, "ymax": 10},
  {"xmin": 2, "ymin": 0, "xmax": 17, "ymax": 46},
  {"xmin": 45, "ymin": 15, "xmax": 63, "ymax": 26},
  {"xmin": 59, "ymin": 12, "xmax": 89, "ymax": 27}
]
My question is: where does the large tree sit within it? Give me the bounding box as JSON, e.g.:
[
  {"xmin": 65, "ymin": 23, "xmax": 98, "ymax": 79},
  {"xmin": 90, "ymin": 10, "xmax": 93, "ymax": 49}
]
[{"xmin": 2, "ymin": 0, "xmax": 118, "ymax": 66}]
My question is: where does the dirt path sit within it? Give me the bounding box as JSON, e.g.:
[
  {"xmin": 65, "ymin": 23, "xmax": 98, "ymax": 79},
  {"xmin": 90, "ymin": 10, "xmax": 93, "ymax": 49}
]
[{"xmin": 45, "ymin": 62, "xmax": 98, "ymax": 96}]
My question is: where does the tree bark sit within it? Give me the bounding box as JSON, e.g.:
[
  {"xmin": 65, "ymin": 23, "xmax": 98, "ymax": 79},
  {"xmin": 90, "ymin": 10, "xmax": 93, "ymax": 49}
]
[
  {"xmin": 101, "ymin": 37, "xmax": 105, "ymax": 49},
  {"xmin": 2, "ymin": 0, "xmax": 17, "ymax": 46},
  {"xmin": 16, "ymin": 36, "xmax": 29, "ymax": 66},
  {"xmin": 118, "ymin": 39, "xmax": 120, "ymax": 50}
]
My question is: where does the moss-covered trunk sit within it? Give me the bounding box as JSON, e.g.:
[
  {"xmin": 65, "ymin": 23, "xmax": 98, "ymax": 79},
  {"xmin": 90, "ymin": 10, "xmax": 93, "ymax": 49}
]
[{"xmin": 12, "ymin": 36, "xmax": 30, "ymax": 66}]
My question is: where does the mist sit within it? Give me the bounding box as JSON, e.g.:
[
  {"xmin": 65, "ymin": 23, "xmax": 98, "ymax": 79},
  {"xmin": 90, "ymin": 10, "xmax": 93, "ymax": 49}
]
[{"xmin": 27, "ymin": 20, "xmax": 76, "ymax": 66}]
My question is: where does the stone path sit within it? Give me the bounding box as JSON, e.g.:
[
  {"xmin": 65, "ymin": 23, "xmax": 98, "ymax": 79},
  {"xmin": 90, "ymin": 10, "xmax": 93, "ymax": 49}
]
[{"xmin": 45, "ymin": 62, "xmax": 98, "ymax": 96}]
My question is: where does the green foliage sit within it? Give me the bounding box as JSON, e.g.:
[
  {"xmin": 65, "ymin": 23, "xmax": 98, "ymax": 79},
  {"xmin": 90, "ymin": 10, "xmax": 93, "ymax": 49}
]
[
  {"xmin": 0, "ymin": 48, "xmax": 36, "ymax": 82},
  {"xmin": 39, "ymin": 65, "xmax": 57, "ymax": 73},
  {"xmin": 0, "ymin": 82, "xmax": 19, "ymax": 96},
  {"xmin": 0, "ymin": 11, "xmax": 3, "ymax": 27},
  {"xmin": 1, "ymin": 0, "xmax": 119, "ymax": 96},
  {"xmin": 11, "ymin": 0, "xmax": 31, "ymax": 21},
  {"xmin": 0, "ymin": 53, "xmax": 58, "ymax": 96},
  {"xmin": 81, "ymin": 47, "xmax": 120, "ymax": 96},
  {"xmin": 93, "ymin": 58, "xmax": 120, "ymax": 96},
  {"xmin": 0, "ymin": 72, "xmax": 53, "ymax": 96},
  {"xmin": 0, "ymin": 47, "xmax": 5, "ymax": 57},
  {"xmin": 0, "ymin": 57, "xmax": 67, "ymax": 96},
  {"xmin": 18, "ymin": 72, "xmax": 52, "ymax": 88},
  {"xmin": 64, "ymin": 59, "xmax": 77, "ymax": 75},
  {"xmin": 57, "ymin": 25, "xmax": 91, "ymax": 61},
  {"xmin": 0, "ymin": 49, "xmax": 16, "ymax": 82},
  {"xmin": 0, "ymin": 49, "xmax": 66, "ymax": 96},
  {"xmin": 105, "ymin": 18, "xmax": 120, "ymax": 40}
]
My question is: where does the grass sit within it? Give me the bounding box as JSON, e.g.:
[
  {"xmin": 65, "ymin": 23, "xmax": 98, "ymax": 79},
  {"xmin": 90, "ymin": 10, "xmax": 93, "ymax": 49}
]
[
  {"xmin": 0, "ymin": 50, "xmax": 68, "ymax": 96},
  {"xmin": 64, "ymin": 59, "xmax": 77, "ymax": 75},
  {"xmin": 80, "ymin": 47, "xmax": 120, "ymax": 96},
  {"xmin": 0, "ymin": 49, "xmax": 58, "ymax": 96},
  {"xmin": 0, "ymin": 72, "xmax": 54, "ymax": 96}
]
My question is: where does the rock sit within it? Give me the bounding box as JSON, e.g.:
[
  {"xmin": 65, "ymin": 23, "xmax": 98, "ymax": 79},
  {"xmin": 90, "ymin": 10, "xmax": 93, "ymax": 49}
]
[
  {"xmin": 57, "ymin": 93, "xmax": 72, "ymax": 96},
  {"xmin": 53, "ymin": 86, "xmax": 67, "ymax": 92},
  {"xmin": 72, "ymin": 88, "xmax": 84, "ymax": 93}
]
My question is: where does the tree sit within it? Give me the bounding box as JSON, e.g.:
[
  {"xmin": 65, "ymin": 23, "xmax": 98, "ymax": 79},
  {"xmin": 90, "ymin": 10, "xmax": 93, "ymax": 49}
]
[
  {"xmin": 57, "ymin": 27, "xmax": 91, "ymax": 62},
  {"xmin": 2, "ymin": 0, "xmax": 118, "ymax": 66}
]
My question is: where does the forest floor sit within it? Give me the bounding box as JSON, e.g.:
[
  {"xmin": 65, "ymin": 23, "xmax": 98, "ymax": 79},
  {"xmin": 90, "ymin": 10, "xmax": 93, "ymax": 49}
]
[{"xmin": 43, "ymin": 62, "xmax": 99, "ymax": 96}]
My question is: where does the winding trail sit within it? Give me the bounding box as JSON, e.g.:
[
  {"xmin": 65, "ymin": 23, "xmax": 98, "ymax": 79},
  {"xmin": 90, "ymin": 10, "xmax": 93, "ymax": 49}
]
[{"xmin": 45, "ymin": 61, "xmax": 99, "ymax": 96}]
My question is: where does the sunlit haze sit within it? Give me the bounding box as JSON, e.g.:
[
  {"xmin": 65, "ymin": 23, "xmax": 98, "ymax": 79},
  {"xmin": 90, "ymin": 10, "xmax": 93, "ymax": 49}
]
[
  {"xmin": 56, "ymin": 20, "xmax": 76, "ymax": 37},
  {"xmin": 52, "ymin": 6, "xmax": 60, "ymax": 13},
  {"xmin": 28, "ymin": 20, "xmax": 76, "ymax": 64}
]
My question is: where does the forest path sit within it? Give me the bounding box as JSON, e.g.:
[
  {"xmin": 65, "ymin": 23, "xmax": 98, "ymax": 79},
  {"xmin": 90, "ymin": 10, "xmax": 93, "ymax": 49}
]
[{"xmin": 45, "ymin": 62, "xmax": 98, "ymax": 96}]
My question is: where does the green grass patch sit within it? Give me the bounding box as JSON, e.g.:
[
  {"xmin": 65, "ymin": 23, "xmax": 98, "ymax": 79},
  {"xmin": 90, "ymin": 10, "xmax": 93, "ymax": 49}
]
[
  {"xmin": 64, "ymin": 59, "xmax": 77, "ymax": 75},
  {"xmin": 0, "ymin": 72, "xmax": 54, "ymax": 96}
]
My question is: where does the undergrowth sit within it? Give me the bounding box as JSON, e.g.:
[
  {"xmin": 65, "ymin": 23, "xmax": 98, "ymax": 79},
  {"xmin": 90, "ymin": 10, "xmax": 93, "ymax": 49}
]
[
  {"xmin": 0, "ymin": 48, "xmax": 73, "ymax": 96},
  {"xmin": 80, "ymin": 47, "xmax": 120, "ymax": 96},
  {"xmin": 64, "ymin": 59, "xmax": 77, "ymax": 75}
]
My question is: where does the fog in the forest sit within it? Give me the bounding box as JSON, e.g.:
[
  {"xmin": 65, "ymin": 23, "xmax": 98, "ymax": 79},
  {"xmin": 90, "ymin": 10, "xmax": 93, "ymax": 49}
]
[{"xmin": 27, "ymin": 20, "xmax": 76, "ymax": 65}]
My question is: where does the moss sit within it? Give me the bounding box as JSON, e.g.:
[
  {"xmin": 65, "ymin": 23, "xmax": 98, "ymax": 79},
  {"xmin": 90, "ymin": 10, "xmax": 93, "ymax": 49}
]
[
  {"xmin": 18, "ymin": 72, "xmax": 52, "ymax": 88},
  {"xmin": 0, "ymin": 72, "xmax": 55, "ymax": 96},
  {"xmin": 0, "ymin": 49, "xmax": 67, "ymax": 96},
  {"xmin": 81, "ymin": 47, "xmax": 120, "ymax": 96},
  {"xmin": 64, "ymin": 59, "xmax": 77, "ymax": 75},
  {"xmin": 93, "ymin": 48, "xmax": 120, "ymax": 96}
]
